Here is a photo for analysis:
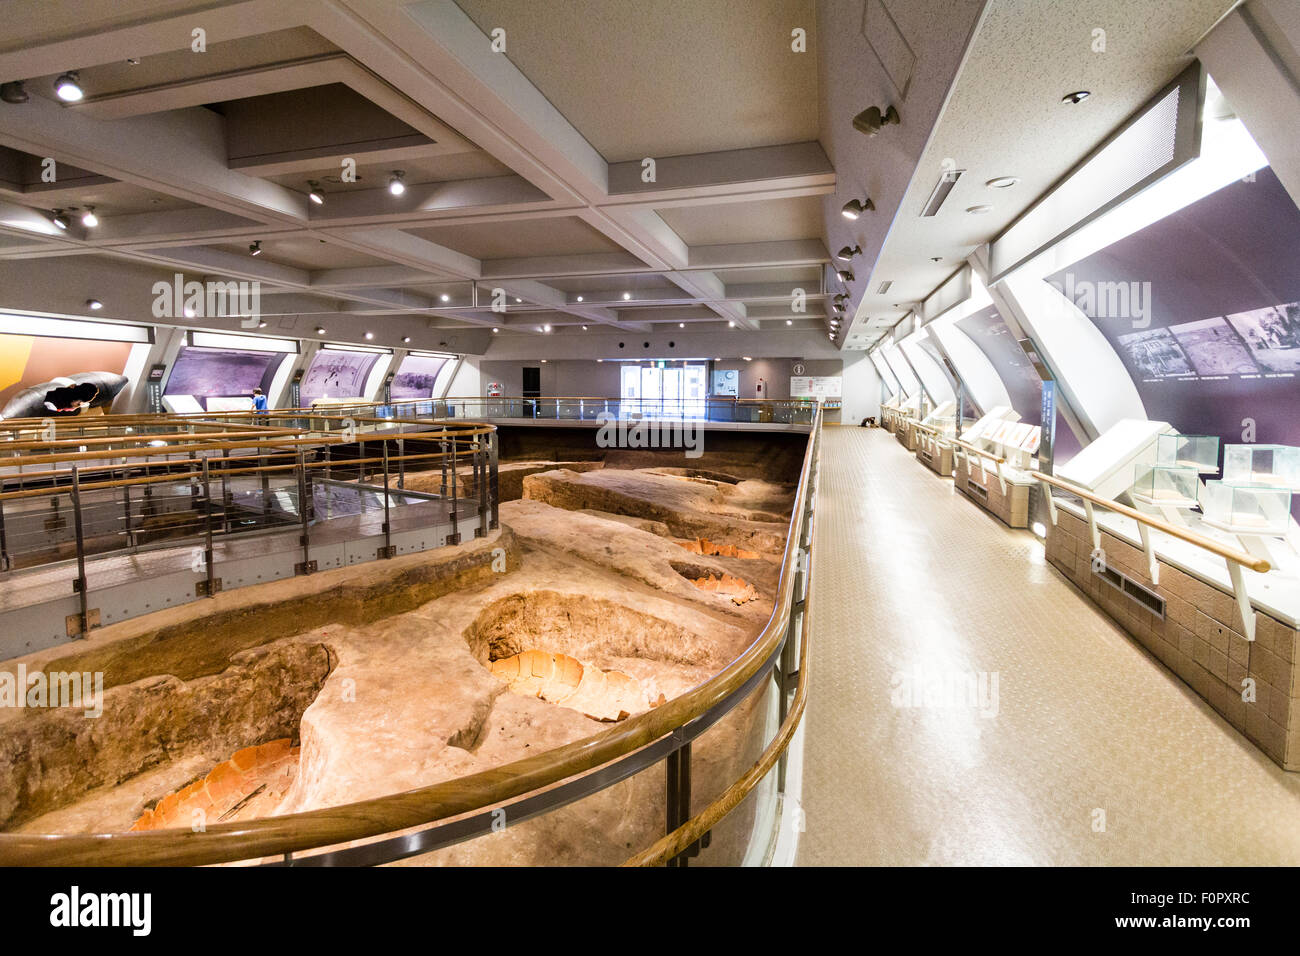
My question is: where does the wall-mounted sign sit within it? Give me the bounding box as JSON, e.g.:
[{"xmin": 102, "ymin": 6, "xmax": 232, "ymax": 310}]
[
  {"xmin": 712, "ymin": 368, "xmax": 739, "ymax": 397},
  {"xmin": 790, "ymin": 375, "xmax": 842, "ymax": 399}
]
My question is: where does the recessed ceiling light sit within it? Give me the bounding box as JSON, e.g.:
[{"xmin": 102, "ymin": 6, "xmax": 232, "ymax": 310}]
[
  {"xmin": 316, "ymin": 327, "xmax": 326, "ymax": 334},
  {"xmin": 576, "ymin": 295, "xmax": 584, "ymax": 302},
  {"xmin": 540, "ymin": 359, "xmax": 547, "ymax": 363},
  {"xmin": 492, "ymin": 327, "xmax": 499, "ymax": 333},
  {"xmin": 986, "ymin": 176, "xmax": 1020, "ymax": 189},
  {"xmin": 966, "ymin": 204, "xmax": 993, "ymax": 215},
  {"xmin": 743, "ymin": 356, "xmax": 752, "ymax": 361},
  {"xmin": 542, "ymin": 324, "xmax": 552, "ymax": 333},
  {"xmin": 364, "ymin": 331, "xmax": 374, "ymax": 340},
  {"xmin": 388, "ymin": 170, "xmax": 406, "ymax": 195},
  {"xmin": 622, "ymin": 292, "xmax": 631, "ymax": 300},
  {"xmin": 402, "ymin": 336, "xmax": 410, "ymax": 343},
  {"xmin": 258, "ymin": 321, "xmax": 267, "ymax": 328},
  {"xmin": 249, "ymin": 240, "xmax": 262, "ymax": 255},
  {"xmin": 81, "ymin": 205, "xmax": 98, "ymax": 228},
  {"xmin": 581, "ymin": 325, "xmax": 588, "ymax": 330},
  {"xmin": 184, "ymin": 306, "xmax": 196, "ymax": 318},
  {"xmin": 307, "ymin": 181, "xmax": 324, "ymax": 205},
  {"xmin": 439, "ymin": 293, "xmax": 450, "ymax": 302},
  {"xmin": 54, "ymin": 71, "xmax": 83, "ymax": 102},
  {"xmin": 679, "ymin": 322, "xmax": 685, "ymax": 328},
  {"xmin": 785, "ymin": 319, "xmax": 793, "ymax": 326},
  {"xmin": 841, "ymin": 197, "xmax": 875, "ymax": 220},
  {"xmin": 1062, "ymin": 90, "xmax": 1091, "ymax": 105},
  {"xmin": 85, "ymin": 298, "xmax": 102, "ymax": 310},
  {"xmin": 727, "ymin": 321, "xmax": 735, "ymax": 328}
]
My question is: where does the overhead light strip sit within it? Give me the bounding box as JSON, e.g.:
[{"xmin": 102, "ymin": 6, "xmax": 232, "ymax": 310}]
[{"xmin": 0, "ymin": 311, "xmax": 152, "ymax": 344}]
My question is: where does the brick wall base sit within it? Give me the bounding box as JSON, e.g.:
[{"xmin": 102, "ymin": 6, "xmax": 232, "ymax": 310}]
[
  {"xmin": 916, "ymin": 440, "xmax": 953, "ymax": 477},
  {"xmin": 1045, "ymin": 508, "xmax": 1299, "ymax": 770},
  {"xmin": 954, "ymin": 454, "xmax": 1029, "ymax": 528}
]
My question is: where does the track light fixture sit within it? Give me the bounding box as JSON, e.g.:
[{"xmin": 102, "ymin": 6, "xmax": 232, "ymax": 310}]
[
  {"xmin": 1061, "ymin": 90, "xmax": 1091, "ymax": 105},
  {"xmin": 0, "ymin": 81, "xmax": 28, "ymax": 104},
  {"xmin": 54, "ymin": 71, "xmax": 84, "ymax": 102},
  {"xmin": 249, "ymin": 240, "xmax": 262, "ymax": 256},
  {"xmin": 51, "ymin": 209, "xmax": 69, "ymax": 230},
  {"xmin": 388, "ymin": 170, "xmax": 406, "ymax": 196},
  {"xmin": 836, "ymin": 269, "xmax": 854, "ymax": 283},
  {"xmin": 841, "ymin": 197, "xmax": 875, "ymax": 220},
  {"xmin": 852, "ymin": 104, "xmax": 899, "ymax": 136},
  {"xmin": 836, "ymin": 245, "xmax": 861, "ymax": 261},
  {"xmin": 307, "ymin": 181, "xmax": 324, "ymax": 205},
  {"xmin": 81, "ymin": 205, "xmax": 98, "ymax": 228}
]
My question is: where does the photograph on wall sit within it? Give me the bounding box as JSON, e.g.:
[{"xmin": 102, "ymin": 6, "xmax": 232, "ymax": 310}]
[
  {"xmin": 1168, "ymin": 317, "xmax": 1259, "ymax": 377},
  {"xmin": 0, "ymin": 333, "xmax": 134, "ymax": 414},
  {"xmin": 164, "ymin": 346, "xmax": 284, "ymax": 402},
  {"xmin": 299, "ymin": 350, "xmax": 380, "ymax": 405},
  {"xmin": 1225, "ymin": 301, "xmax": 1300, "ymax": 373},
  {"xmin": 1116, "ymin": 327, "xmax": 1194, "ymax": 379},
  {"xmin": 390, "ymin": 353, "xmax": 450, "ymax": 400}
]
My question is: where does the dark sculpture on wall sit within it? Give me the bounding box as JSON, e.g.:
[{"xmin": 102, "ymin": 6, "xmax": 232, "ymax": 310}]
[{"xmin": 0, "ymin": 371, "xmax": 129, "ymax": 419}]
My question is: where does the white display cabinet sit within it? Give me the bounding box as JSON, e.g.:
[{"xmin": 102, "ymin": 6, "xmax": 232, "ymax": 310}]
[
  {"xmin": 1222, "ymin": 444, "xmax": 1300, "ymax": 490},
  {"xmin": 1132, "ymin": 463, "xmax": 1200, "ymax": 508},
  {"xmin": 1200, "ymin": 480, "xmax": 1293, "ymax": 536},
  {"xmin": 1156, "ymin": 433, "xmax": 1220, "ymax": 474}
]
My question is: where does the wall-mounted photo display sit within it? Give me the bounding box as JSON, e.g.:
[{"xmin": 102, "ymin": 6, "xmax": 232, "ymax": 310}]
[
  {"xmin": 1048, "ymin": 167, "xmax": 1300, "ymax": 456},
  {"xmin": 299, "ymin": 350, "xmax": 381, "ymax": 405}
]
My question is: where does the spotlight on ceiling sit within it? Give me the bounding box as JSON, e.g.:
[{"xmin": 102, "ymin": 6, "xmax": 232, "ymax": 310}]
[
  {"xmin": 80, "ymin": 205, "xmax": 98, "ymax": 227},
  {"xmin": 492, "ymin": 327, "xmax": 499, "ymax": 333},
  {"xmin": 402, "ymin": 336, "xmax": 411, "ymax": 344},
  {"xmin": 85, "ymin": 298, "xmax": 103, "ymax": 310},
  {"xmin": 316, "ymin": 327, "xmax": 326, "ymax": 334},
  {"xmin": 836, "ymin": 245, "xmax": 862, "ymax": 261},
  {"xmin": 542, "ymin": 324, "xmax": 552, "ymax": 333},
  {"xmin": 986, "ymin": 176, "xmax": 1020, "ymax": 189},
  {"xmin": 54, "ymin": 71, "xmax": 83, "ymax": 102},
  {"xmin": 679, "ymin": 322, "xmax": 685, "ymax": 328},
  {"xmin": 852, "ymin": 104, "xmax": 900, "ymax": 136},
  {"xmin": 1061, "ymin": 90, "xmax": 1091, "ymax": 105},
  {"xmin": 576, "ymin": 295, "xmax": 584, "ymax": 302},
  {"xmin": 249, "ymin": 240, "xmax": 262, "ymax": 256},
  {"xmin": 388, "ymin": 170, "xmax": 406, "ymax": 195},
  {"xmin": 364, "ymin": 332, "xmax": 374, "ymax": 340},
  {"xmin": 841, "ymin": 197, "xmax": 875, "ymax": 220},
  {"xmin": 785, "ymin": 319, "xmax": 793, "ymax": 326},
  {"xmin": 581, "ymin": 325, "xmax": 588, "ymax": 331},
  {"xmin": 0, "ymin": 80, "xmax": 28, "ymax": 104},
  {"xmin": 439, "ymin": 293, "xmax": 450, "ymax": 302},
  {"xmin": 727, "ymin": 321, "xmax": 735, "ymax": 328},
  {"xmin": 622, "ymin": 292, "xmax": 631, "ymax": 300},
  {"xmin": 258, "ymin": 321, "xmax": 267, "ymax": 328},
  {"xmin": 51, "ymin": 209, "xmax": 69, "ymax": 230},
  {"xmin": 184, "ymin": 305, "xmax": 197, "ymax": 318},
  {"xmin": 836, "ymin": 269, "xmax": 855, "ymax": 283},
  {"xmin": 307, "ymin": 181, "xmax": 324, "ymax": 205}
]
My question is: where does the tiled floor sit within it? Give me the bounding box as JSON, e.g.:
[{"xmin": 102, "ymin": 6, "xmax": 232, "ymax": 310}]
[{"xmin": 797, "ymin": 427, "xmax": 1300, "ymax": 865}]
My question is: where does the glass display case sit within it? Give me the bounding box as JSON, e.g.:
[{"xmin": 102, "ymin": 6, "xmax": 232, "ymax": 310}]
[
  {"xmin": 1156, "ymin": 434, "xmax": 1220, "ymax": 474},
  {"xmin": 1199, "ymin": 480, "xmax": 1293, "ymax": 536},
  {"xmin": 1132, "ymin": 463, "xmax": 1200, "ymax": 507},
  {"xmin": 1222, "ymin": 444, "xmax": 1300, "ymax": 489}
]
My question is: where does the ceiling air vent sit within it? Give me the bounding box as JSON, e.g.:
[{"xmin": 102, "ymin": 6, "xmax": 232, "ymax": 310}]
[
  {"xmin": 876, "ymin": 280, "xmax": 893, "ymax": 294},
  {"xmin": 920, "ymin": 168, "xmax": 965, "ymax": 217}
]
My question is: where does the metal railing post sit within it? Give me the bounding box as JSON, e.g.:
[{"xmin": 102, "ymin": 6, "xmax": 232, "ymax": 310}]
[
  {"xmin": 201, "ymin": 457, "xmax": 216, "ymax": 597},
  {"xmin": 397, "ymin": 437, "xmax": 406, "ymax": 490},
  {"xmin": 381, "ymin": 441, "xmax": 393, "ymax": 558},
  {"xmin": 296, "ymin": 449, "xmax": 314, "ymax": 575},
  {"xmin": 0, "ymin": 499, "xmax": 8, "ymax": 572},
  {"xmin": 449, "ymin": 436, "xmax": 459, "ymax": 544},
  {"xmin": 70, "ymin": 465, "xmax": 90, "ymax": 637},
  {"xmin": 477, "ymin": 436, "xmax": 488, "ymax": 538},
  {"xmin": 489, "ymin": 430, "xmax": 499, "ymax": 531}
]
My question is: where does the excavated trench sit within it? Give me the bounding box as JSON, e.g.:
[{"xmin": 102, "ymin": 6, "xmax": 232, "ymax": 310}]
[{"xmin": 3, "ymin": 437, "xmax": 801, "ymax": 859}]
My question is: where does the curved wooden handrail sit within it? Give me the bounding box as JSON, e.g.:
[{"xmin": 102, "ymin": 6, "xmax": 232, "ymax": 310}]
[
  {"xmin": 950, "ymin": 437, "xmax": 1007, "ymax": 465},
  {"xmin": 0, "ymin": 407, "xmax": 822, "ymax": 866},
  {"xmin": 1031, "ymin": 471, "xmax": 1270, "ymax": 574},
  {"xmin": 623, "ymin": 528, "xmax": 814, "ymax": 867}
]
